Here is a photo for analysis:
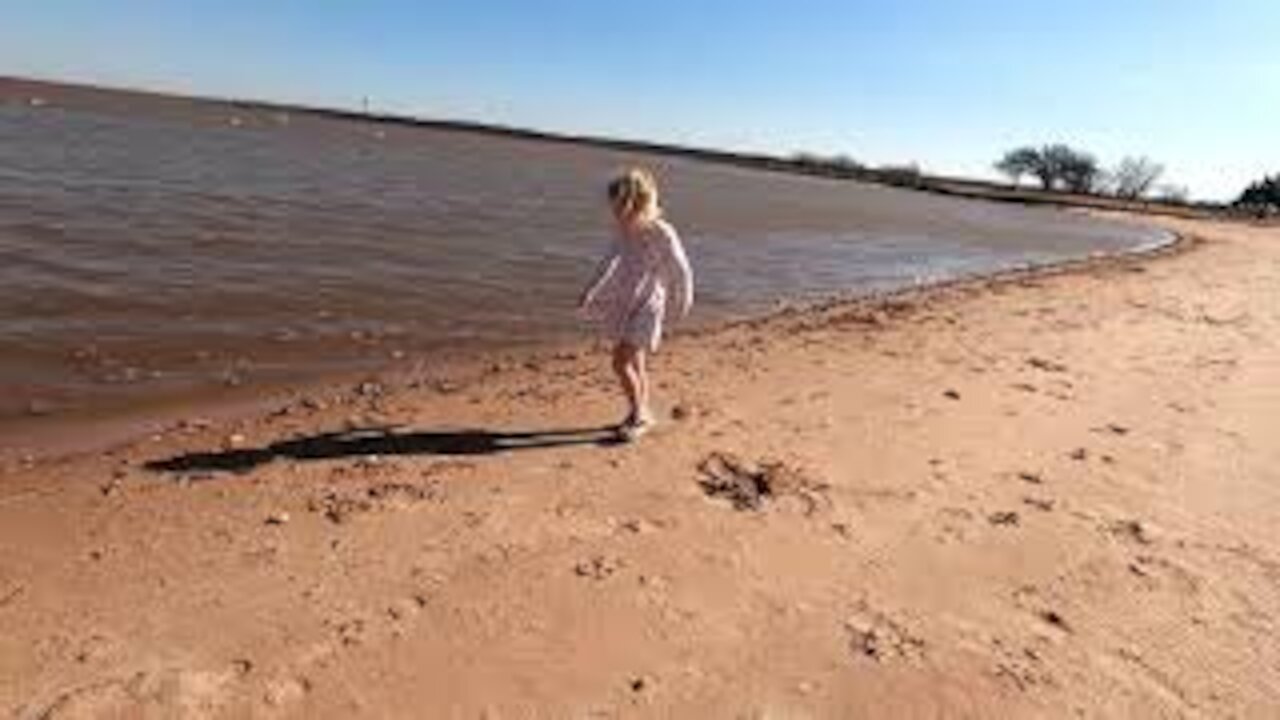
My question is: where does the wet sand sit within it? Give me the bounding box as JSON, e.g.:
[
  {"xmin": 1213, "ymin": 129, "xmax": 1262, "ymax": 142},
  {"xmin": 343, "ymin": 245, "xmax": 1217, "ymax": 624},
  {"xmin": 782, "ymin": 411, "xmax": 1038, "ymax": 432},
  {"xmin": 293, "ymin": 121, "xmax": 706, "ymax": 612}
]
[{"xmin": 2, "ymin": 214, "xmax": 1278, "ymax": 718}]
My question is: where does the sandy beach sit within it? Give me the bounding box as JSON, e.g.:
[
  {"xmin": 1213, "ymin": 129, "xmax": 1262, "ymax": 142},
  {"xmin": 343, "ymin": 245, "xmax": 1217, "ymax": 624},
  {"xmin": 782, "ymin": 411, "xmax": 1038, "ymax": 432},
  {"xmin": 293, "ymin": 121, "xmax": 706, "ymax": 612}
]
[{"xmin": 2, "ymin": 213, "xmax": 1277, "ymax": 718}]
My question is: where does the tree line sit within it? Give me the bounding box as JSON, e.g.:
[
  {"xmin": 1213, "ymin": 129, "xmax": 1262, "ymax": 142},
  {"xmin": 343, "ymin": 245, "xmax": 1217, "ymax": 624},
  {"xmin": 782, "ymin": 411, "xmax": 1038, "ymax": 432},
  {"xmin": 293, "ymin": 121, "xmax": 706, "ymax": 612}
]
[
  {"xmin": 997, "ymin": 145, "xmax": 1279, "ymax": 216},
  {"xmin": 1235, "ymin": 174, "xmax": 1280, "ymax": 217},
  {"xmin": 789, "ymin": 142, "xmax": 1276, "ymax": 216},
  {"xmin": 994, "ymin": 145, "xmax": 1184, "ymax": 201}
]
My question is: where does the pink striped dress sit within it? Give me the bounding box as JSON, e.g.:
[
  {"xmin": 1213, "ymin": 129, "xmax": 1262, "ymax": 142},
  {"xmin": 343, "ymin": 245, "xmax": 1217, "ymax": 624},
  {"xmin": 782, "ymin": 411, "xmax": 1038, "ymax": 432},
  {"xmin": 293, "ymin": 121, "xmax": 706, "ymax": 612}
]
[{"xmin": 582, "ymin": 218, "xmax": 694, "ymax": 352}]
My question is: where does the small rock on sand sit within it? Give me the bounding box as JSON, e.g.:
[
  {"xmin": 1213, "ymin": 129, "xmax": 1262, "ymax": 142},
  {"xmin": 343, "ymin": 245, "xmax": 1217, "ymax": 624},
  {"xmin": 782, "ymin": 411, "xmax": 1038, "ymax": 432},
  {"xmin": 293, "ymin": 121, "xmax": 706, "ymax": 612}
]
[
  {"xmin": 1108, "ymin": 519, "xmax": 1154, "ymax": 545},
  {"xmin": 266, "ymin": 512, "xmax": 290, "ymax": 526},
  {"xmin": 1023, "ymin": 497, "xmax": 1055, "ymax": 512},
  {"xmin": 988, "ymin": 511, "xmax": 1020, "ymax": 526},
  {"xmin": 1028, "ymin": 357, "xmax": 1069, "ymax": 373}
]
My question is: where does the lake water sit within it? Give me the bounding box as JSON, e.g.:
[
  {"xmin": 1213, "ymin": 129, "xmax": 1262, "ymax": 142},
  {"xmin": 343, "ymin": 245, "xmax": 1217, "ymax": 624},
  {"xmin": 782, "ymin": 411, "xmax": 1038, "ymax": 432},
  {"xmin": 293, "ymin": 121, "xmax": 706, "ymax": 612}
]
[{"xmin": 0, "ymin": 88, "xmax": 1167, "ymax": 429}]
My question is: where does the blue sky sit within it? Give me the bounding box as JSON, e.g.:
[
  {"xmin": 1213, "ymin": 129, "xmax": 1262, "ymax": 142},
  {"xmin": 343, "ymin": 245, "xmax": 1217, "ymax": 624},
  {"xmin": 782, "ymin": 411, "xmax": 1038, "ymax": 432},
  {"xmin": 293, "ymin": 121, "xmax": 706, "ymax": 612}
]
[{"xmin": 3, "ymin": 1, "xmax": 1276, "ymax": 200}]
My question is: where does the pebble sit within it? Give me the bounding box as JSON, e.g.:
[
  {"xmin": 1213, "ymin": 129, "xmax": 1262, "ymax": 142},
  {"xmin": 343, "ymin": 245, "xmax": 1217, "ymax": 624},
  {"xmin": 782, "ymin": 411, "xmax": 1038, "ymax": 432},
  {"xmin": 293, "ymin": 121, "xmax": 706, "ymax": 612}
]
[
  {"xmin": 266, "ymin": 512, "xmax": 290, "ymax": 526},
  {"xmin": 226, "ymin": 433, "xmax": 248, "ymax": 448}
]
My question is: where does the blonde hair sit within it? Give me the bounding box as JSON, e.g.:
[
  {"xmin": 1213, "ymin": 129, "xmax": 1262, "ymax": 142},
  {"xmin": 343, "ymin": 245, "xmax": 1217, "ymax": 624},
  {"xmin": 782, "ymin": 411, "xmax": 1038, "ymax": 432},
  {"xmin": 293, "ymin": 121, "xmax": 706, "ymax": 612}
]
[{"xmin": 608, "ymin": 167, "xmax": 662, "ymax": 222}]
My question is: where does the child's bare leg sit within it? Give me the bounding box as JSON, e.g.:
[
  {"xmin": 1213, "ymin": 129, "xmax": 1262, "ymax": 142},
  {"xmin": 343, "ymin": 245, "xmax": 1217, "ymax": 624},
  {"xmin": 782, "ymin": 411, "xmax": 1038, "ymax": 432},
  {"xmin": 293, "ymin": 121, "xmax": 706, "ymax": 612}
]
[
  {"xmin": 633, "ymin": 348, "xmax": 653, "ymax": 423},
  {"xmin": 611, "ymin": 342, "xmax": 642, "ymax": 423}
]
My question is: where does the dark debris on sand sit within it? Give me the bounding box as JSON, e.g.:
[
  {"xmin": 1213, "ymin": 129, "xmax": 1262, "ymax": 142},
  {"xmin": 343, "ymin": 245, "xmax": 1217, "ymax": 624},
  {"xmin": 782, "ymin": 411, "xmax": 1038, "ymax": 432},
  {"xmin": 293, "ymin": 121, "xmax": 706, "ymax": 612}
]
[{"xmin": 696, "ymin": 452, "xmax": 830, "ymax": 514}]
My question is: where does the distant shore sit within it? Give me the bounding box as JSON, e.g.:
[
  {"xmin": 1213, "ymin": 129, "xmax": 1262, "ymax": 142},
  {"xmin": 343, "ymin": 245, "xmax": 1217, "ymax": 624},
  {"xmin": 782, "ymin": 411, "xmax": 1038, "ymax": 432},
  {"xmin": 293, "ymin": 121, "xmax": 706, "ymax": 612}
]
[{"xmin": 0, "ymin": 75, "xmax": 1226, "ymax": 220}]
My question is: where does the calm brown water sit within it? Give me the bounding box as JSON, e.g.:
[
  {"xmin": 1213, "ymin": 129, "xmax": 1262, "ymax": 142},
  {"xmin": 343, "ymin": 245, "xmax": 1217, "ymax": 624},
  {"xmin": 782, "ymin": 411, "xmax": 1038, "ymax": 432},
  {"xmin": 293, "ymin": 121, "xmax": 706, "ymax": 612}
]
[{"xmin": 0, "ymin": 95, "xmax": 1167, "ymax": 428}]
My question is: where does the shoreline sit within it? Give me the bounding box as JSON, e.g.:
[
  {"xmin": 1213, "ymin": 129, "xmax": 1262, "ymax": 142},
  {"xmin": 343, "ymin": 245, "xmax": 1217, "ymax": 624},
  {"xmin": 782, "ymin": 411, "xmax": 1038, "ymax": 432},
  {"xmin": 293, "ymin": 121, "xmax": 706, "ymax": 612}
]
[
  {"xmin": 2, "ymin": 213, "xmax": 1278, "ymax": 716},
  {"xmin": 1, "ymin": 215, "xmax": 1185, "ymax": 469}
]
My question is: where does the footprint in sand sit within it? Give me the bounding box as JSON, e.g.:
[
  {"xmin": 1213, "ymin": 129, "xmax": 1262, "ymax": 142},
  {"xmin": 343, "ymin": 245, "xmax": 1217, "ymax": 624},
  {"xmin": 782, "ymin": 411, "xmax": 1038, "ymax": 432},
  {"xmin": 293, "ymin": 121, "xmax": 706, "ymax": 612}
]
[
  {"xmin": 991, "ymin": 637, "xmax": 1056, "ymax": 693},
  {"xmin": 934, "ymin": 507, "xmax": 976, "ymax": 544},
  {"xmin": 308, "ymin": 477, "xmax": 444, "ymax": 524},
  {"xmin": 24, "ymin": 666, "xmax": 246, "ymax": 720},
  {"xmin": 1128, "ymin": 554, "xmax": 1203, "ymax": 597},
  {"xmin": 574, "ymin": 555, "xmax": 625, "ymax": 581},
  {"xmin": 843, "ymin": 600, "xmax": 926, "ymax": 663}
]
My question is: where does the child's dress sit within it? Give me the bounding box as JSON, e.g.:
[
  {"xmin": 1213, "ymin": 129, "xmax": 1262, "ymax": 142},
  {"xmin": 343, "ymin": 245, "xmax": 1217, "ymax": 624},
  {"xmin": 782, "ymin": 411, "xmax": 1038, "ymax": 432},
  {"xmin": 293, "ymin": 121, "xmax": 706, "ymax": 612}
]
[{"xmin": 583, "ymin": 219, "xmax": 693, "ymax": 352}]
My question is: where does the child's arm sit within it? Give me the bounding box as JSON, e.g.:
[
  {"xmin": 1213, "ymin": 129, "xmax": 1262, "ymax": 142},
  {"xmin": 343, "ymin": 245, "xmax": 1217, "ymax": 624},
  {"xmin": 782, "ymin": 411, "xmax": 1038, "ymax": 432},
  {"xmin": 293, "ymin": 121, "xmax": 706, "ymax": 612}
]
[
  {"xmin": 659, "ymin": 222, "xmax": 694, "ymax": 318},
  {"xmin": 578, "ymin": 238, "xmax": 621, "ymax": 309}
]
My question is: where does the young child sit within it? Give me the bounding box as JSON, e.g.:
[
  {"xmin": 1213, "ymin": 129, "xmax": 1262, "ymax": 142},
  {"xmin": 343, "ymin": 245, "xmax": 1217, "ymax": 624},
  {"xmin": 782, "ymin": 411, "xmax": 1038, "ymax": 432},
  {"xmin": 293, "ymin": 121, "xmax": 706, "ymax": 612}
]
[{"xmin": 578, "ymin": 168, "xmax": 694, "ymax": 441}]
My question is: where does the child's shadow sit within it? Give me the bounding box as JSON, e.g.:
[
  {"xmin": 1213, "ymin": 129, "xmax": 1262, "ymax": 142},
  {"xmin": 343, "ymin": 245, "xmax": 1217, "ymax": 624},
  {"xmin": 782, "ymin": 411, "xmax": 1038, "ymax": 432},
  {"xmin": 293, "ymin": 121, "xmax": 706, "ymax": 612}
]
[{"xmin": 144, "ymin": 424, "xmax": 623, "ymax": 477}]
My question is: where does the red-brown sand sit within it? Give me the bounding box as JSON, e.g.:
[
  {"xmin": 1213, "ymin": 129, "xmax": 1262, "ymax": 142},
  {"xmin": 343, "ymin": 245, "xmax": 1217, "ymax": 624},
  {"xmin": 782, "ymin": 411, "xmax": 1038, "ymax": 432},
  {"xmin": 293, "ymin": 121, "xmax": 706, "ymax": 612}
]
[{"xmin": 1, "ymin": 215, "xmax": 1277, "ymax": 718}]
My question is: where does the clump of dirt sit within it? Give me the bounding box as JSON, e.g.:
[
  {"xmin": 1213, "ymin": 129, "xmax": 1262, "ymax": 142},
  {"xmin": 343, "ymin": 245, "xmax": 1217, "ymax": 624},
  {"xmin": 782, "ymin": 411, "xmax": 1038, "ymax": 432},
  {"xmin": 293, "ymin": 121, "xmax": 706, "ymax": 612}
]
[
  {"xmin": 697, "ymin": 453, "xmax": 772, "ymax": 510},
  {"xmin": 697, "ymin": 452, "xmax": 829, "ymax": 513}
]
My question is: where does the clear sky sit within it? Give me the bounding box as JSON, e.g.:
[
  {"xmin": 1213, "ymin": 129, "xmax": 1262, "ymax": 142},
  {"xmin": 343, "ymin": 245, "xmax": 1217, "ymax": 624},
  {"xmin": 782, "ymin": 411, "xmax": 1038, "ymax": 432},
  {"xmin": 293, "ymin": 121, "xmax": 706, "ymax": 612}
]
[{"xmin": 3, "ymin": 1, "xmax": 1276, "ymax": 200}]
